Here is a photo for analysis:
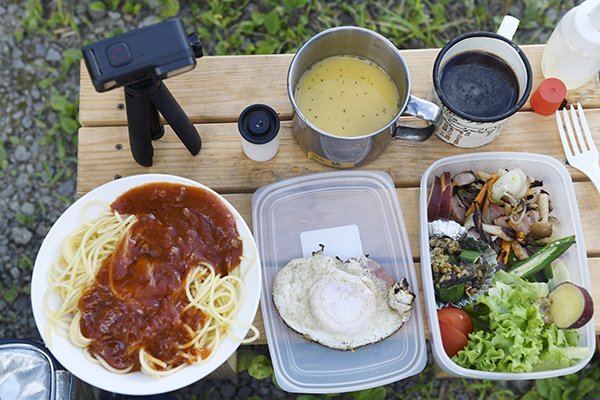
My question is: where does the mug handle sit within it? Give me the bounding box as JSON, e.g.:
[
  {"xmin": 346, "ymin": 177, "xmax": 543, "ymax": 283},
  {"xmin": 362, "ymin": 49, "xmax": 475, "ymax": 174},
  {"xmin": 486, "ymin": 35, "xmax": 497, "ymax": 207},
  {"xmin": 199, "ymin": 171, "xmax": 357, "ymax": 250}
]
[{"xmin": 392, "ymin": 95, "xmax": 442, "ymax": 142}]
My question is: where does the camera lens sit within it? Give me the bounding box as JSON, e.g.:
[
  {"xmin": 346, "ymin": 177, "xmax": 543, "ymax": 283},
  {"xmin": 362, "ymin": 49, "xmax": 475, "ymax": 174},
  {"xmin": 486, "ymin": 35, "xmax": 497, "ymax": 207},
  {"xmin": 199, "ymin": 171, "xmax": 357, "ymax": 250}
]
[{"xmin": 106, "ymin": 42, "xmax": 132, "ymax": 67}]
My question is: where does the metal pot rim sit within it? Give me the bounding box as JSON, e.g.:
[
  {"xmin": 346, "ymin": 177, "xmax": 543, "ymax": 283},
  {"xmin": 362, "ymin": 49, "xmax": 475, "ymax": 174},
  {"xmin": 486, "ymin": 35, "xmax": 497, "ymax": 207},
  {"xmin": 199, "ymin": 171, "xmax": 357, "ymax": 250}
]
[{"xmin": 287, "ymin": 26, "xmax": 411, "ymax": 140}]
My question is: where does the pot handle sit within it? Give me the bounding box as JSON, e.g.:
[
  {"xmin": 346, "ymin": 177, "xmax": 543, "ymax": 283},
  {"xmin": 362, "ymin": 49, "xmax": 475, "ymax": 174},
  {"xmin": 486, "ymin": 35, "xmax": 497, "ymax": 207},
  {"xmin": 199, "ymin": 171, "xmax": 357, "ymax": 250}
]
[{"xmin": 393, "ymin": 95, "xmax": 442, "ymax": 142}]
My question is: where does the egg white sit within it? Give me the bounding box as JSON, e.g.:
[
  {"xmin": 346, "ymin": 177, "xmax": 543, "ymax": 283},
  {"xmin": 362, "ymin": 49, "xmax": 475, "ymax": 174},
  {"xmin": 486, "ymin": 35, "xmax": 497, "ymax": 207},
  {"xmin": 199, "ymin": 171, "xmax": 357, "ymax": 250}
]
[{"xmin": 272, "ymin": 254, "xmax": 412, "ymax": 350}]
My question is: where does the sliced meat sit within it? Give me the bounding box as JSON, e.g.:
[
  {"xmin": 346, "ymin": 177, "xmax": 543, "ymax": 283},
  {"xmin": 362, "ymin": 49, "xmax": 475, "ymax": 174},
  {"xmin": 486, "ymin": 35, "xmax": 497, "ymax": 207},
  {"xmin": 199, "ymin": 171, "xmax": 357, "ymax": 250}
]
[
  {"xmin": 355, "ymin": 257, "xmax": 396, "ymax": 288},
  {"xmin": 514, "ymin": 210, "xmax": 540, "ymax": 235},
  {"xmin": 493, "ymin": 215, "xmax": 511, "ymax": 229},
  {"xmin": 452, "ymin": 171, "xmax": 478, "ymax": 186},
  {"xmin": 450, "ymin": 195, "xmax": 467, "ymax": 224},
  {"xmin": 483, "ymin": 203, "xmax": 506, "ymax": 224}
]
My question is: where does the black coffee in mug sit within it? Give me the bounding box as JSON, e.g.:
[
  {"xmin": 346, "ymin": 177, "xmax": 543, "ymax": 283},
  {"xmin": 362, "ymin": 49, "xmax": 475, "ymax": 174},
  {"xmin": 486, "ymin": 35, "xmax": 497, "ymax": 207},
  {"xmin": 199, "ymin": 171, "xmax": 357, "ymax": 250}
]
[{"xmin": 439, "ymin": 51, "xmax": 519, "ymax": 119}]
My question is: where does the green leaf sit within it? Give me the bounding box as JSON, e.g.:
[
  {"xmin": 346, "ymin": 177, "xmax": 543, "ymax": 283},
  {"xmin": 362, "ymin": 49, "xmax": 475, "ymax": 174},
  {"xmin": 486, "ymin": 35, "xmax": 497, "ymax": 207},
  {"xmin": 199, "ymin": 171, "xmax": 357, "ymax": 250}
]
[
  {"xmin": 50, "ymin": 95, "xmax": 70, "ymax": 112},
  {"xmin": 122, "ymin": 2, "xmax": 134, "ymax": 13},
  {"xmin": 283, "ymin": 0, "xmax": 308, "ymax": 10},
  {"xmin": 250, "ymin": 11, "xmax": 264, "ymax": 25},
  {"xmin": 255, "ymin": 38, "xmax": 279, "ymax": 54},
  {"xmin": 264, "ymin": 10, "xmax": 281, "ymax": 35},
  {"xmin": 159, "ymin": 0, "xmax": 180, "ymax": 18},
  {"xmin": 14, "ymin": 28, "xmax": 24, "ymax": 43},
  {"xmin": 238, "ymin": 20, "xmax": 256, "ymax": 34},
  {"xmin": 61, "ymin": 48, "xmax": 83, "ymax": 72},
  {"xmin": 3, "ymin": 288, "xmax": 18, "ymax": 303},
  {"xmin": 237, "ymin": 347, "xmax": 255, "ymax": 372},
  {"xmin": 576, "ymin": 377, "xmax": 599, "ymax": 398},
  {"xmin": 214, "ymin": 41, "xmax": 230, "ymax": 55},
  {"xmin": 39, "ymin": 78, "xmax": 54, "ymax": 89},
  {"xmin": 0, "ymin": 141, "xmax": 6, "ymax": 164},
  {"xmin": 248, "ymin": 354, "xmax": 273, "ymax": 380},
  {"xmin": 59, "ymin": 115, "xmax": 80, "ymax": 134},
  {"xmin": 9, "ymin": 135, "xmax": 24, "ymax": 145},
  {"xmin": 520, "ymin": 390, "xmax": 541, "ymax": 400},
  {"xmin": 19, "ymin": 255, "xmax": 33, "ymax": 270},
  {"xmin": 89, "ymin": 1, "xmax": 106, "ymax": 12},
  {"xmin": 63, "ymin": 48, "xmax": 82, "ymax": 62},
  {"xmin": 350, "ymin": 386, "xmax": 387, "ymax": 400}
]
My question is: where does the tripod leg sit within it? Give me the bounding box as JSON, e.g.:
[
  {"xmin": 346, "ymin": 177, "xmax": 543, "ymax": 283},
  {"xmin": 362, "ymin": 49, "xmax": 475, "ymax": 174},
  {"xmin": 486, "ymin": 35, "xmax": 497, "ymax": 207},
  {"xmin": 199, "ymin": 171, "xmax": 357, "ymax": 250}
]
[
  {"xmin": 150, "ymin": 106, "xmax": 165, "ymax": 141},
  {"xmin": 124, "ymin": 86, "xmax": 156, "ymax": 166},
  {"xmin": 150, "ymin": 82, "xmax": 202, "ymax": 156}
]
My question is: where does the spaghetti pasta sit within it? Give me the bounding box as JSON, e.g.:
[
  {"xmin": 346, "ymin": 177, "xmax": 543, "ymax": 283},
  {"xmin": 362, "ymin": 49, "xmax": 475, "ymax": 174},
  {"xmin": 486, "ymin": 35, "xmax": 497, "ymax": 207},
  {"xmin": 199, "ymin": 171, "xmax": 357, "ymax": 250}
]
[{"xmin": 45, "ymin": 183, "xmax": 259, "ymax": 378}]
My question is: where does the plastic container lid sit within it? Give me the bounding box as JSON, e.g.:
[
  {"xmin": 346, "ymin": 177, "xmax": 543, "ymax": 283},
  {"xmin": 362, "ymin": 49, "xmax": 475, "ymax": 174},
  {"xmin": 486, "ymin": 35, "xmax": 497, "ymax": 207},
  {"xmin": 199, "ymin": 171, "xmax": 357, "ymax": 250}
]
[
  {"xmin": 419, "ymin": 152, "xmax": 595, "ymax": 380},
  {"xmin": 252, "ymin": 171, "xmax": 426, "ymax": 394},
  {"xmin": 530, "ymin": 78, "xmax": 567, "ymax": 116}
]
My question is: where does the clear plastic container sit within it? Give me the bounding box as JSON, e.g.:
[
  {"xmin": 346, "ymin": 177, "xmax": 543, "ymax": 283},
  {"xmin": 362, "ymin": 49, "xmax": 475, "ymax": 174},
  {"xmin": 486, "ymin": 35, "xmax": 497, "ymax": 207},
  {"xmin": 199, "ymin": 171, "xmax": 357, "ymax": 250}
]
[
  {"xmin": 252, "ymin": 170, "xmax": 426, "ymax": 393},
  {"xmin": 419, "ymin": 152, "xmax": 596, "ymax": 379}
]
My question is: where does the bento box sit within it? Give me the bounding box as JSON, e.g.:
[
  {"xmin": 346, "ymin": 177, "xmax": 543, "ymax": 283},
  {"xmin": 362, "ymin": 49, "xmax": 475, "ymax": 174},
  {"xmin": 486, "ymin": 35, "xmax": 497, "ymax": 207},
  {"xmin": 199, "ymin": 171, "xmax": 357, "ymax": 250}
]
[{"xmin": 419, "ymin": 152, "xmax": 595, "ymax": 380}]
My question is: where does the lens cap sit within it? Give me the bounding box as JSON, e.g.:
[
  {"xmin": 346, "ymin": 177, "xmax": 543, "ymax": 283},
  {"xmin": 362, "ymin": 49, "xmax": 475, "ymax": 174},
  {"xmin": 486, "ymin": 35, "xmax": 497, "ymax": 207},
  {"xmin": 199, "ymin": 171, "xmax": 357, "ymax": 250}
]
[{"xmin": 238, "ymin": 104, "xmax": 280, "ymax": 144}]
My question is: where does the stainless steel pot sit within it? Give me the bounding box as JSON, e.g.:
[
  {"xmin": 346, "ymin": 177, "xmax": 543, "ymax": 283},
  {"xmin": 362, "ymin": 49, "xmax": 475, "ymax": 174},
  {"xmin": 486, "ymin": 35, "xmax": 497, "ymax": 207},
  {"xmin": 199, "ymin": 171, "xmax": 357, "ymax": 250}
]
[{"xmin": 288, "ymin": 26, "xmax": 441, "ymax": 168}]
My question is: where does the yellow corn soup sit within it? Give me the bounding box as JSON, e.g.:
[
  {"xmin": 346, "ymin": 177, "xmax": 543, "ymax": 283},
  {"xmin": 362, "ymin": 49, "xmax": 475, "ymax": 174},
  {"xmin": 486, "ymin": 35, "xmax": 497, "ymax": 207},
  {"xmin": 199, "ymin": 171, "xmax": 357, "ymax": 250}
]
[{"xmin": 294, "ymin": 55, "xmax": 401, "ymax": 137}]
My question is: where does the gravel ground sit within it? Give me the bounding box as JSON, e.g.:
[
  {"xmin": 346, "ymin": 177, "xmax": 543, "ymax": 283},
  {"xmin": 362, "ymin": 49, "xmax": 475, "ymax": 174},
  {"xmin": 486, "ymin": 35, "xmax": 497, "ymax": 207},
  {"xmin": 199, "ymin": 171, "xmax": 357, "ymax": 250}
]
[{"xmin": 0, "ymin": 1, "xmax": 591, "ymax": 399}]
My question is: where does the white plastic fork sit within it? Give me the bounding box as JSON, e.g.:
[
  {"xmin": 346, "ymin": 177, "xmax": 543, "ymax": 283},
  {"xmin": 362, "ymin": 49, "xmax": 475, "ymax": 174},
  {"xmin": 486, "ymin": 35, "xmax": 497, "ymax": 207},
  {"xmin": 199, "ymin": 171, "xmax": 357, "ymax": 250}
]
[{"xmin": 556, "ymin": 102, "xmax": 600, "ymax": 193}]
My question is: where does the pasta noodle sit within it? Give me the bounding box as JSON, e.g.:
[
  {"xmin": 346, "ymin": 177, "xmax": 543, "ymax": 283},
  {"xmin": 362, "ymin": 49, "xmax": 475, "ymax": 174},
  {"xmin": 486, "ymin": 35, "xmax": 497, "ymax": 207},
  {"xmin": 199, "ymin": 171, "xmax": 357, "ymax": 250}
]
[{"xmin": 45, "ymin": 184, "xmax": 259, "ymax": 378}]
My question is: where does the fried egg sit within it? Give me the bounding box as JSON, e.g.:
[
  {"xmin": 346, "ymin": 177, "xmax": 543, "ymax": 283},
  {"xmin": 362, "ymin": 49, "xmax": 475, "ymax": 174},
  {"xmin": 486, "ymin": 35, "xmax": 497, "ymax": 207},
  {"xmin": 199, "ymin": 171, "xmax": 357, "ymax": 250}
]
[{"xmin": 272, "ymin": 251, "xmax": 415, "ymax": 350}]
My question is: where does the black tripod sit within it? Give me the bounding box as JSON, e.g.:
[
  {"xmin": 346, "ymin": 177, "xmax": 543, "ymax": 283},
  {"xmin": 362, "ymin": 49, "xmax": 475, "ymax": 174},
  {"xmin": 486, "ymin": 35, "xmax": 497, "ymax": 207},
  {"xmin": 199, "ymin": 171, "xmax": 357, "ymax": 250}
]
[{"xmin": 124, "ymin": 80, "xmax": 201, "ymax": 166}]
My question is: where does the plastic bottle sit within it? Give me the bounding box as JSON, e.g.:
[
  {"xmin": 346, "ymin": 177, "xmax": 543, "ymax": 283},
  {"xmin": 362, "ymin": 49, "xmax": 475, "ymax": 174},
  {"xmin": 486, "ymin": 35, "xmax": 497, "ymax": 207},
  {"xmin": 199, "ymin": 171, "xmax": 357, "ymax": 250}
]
[{"xmin": 542, "ymin": 0, "xmax": 600, "ymax": 90}]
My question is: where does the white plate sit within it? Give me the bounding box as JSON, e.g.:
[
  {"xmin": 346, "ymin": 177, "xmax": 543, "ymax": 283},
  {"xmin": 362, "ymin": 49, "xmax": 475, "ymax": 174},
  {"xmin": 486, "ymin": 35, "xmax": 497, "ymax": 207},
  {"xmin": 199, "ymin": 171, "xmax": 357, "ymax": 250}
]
[{"xmin": 31, "ymin": 174, "xmax": 261, "ymax": 395}]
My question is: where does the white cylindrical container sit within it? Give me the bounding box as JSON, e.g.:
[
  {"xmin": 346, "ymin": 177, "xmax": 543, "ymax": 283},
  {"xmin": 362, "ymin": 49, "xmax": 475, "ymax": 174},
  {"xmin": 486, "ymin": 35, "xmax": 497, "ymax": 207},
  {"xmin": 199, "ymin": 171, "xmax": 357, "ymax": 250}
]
[
  {"xmin": 238, "ymin": 104, "xmax": 280, "ymax": 162},
  {"xmin": 542, "ymin": 0, "xmax": 600, "ymax": 89}
]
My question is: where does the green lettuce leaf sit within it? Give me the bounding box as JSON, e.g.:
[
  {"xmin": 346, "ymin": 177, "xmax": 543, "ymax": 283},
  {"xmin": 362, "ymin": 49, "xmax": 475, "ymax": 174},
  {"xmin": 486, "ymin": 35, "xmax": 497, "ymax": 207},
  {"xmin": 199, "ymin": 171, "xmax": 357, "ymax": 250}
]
[{"xmin": 453, "ymin": 270, "xmax": 588, "ymax": 372}]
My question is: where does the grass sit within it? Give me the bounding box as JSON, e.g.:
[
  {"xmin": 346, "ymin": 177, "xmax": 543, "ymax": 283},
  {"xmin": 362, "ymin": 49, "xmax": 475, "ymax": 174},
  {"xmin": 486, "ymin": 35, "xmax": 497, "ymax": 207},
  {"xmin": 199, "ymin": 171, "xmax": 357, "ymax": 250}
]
[{"xmin": 14, "ymin": 0, "xmax": 598, "ymax": 398}]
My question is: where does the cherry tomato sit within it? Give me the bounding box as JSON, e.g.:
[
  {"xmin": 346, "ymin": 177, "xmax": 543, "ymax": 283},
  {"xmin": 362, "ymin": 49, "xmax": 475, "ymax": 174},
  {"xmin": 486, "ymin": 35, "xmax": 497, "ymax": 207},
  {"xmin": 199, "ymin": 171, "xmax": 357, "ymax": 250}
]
[
  {"xmin": 437, "ymin": 306, "xmax": 473, "ymax": 336},
  {"xmin": 439, "ymin": 321, "xmax": 468, "ymax": 357}
]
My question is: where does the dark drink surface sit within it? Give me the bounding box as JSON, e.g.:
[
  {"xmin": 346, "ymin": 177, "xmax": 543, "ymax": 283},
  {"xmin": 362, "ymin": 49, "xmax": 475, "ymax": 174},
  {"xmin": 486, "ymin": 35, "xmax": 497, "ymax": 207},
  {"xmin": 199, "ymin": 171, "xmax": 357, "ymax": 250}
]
[{"xmin": 439, "ymin": 51, "xmax": 519, "ymax": 119}]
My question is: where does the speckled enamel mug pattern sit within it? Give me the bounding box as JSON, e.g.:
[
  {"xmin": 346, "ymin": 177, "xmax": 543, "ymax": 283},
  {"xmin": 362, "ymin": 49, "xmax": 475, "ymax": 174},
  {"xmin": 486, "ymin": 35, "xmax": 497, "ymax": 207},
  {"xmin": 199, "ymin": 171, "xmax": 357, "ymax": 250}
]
[{"xmin": 432, "ymin": 32, "xmax": 532, "ymax": 148}]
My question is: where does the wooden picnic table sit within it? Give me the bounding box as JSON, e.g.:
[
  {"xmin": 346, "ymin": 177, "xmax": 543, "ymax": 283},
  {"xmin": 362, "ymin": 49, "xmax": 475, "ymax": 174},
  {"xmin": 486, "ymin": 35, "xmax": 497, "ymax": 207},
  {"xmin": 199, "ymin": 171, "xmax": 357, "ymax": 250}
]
[{"xmin": 78, "ymin": 44, "xmax": 600, "ymax": 376}]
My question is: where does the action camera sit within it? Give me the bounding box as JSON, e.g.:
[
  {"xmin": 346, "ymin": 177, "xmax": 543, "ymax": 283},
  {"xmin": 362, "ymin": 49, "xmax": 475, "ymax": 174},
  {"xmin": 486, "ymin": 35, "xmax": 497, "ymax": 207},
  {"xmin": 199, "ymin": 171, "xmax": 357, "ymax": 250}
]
[
  {"xmin": 83, "ymin": 18, "xmax": 202, "ymax": 92},
  {"xmin": 81, "ymin": 18, "xmax": 203, "ymax": 167}
]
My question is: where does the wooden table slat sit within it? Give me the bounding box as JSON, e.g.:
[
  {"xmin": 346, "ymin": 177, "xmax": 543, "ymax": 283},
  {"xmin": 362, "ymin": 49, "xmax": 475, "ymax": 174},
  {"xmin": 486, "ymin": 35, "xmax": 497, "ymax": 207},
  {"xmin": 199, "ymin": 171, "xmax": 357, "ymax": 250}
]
[
  {"xmin": 78, "ymin": 109, "xmax": 600, "ymax": 194},
  {"xmin": 79, "ymin": 45, "xmax": 600, "ymax": 127}
]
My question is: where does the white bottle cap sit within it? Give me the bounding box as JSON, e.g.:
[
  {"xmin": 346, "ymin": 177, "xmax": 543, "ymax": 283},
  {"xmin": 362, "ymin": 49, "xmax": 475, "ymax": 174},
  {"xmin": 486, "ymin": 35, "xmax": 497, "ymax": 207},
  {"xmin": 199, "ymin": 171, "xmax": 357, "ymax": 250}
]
[{"xmin": 572, "ymin": 0, "xmax": 600, "ymax": 55}]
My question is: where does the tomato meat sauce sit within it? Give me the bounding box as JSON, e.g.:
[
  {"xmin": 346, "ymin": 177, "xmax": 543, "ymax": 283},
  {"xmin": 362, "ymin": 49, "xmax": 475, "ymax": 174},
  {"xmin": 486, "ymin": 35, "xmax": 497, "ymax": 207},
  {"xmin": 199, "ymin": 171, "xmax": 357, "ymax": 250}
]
[{"xmin": 78, "ymin": 183, "xmax": 242, "ymax": 372}]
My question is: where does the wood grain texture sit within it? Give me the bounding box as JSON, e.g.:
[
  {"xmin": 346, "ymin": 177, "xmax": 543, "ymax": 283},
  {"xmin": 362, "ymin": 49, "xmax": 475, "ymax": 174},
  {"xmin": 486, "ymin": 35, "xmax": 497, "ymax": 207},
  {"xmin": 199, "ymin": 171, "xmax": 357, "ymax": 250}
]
[
  {"xmin": 79, "ymin": 45, "xmax": 600, "ymax": 127},
  {"xmin": 77, "ymin": 109, "xmax": 600, "ymax": 193},
  {"xmin": 206, "ymin": 352, "xmax": 237, "ymax": 379}
]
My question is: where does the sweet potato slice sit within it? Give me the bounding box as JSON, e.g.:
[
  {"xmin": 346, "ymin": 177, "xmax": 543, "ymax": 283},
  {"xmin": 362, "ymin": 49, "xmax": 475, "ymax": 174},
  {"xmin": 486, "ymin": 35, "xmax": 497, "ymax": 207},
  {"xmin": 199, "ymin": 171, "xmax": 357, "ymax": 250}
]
[{"xmin": 548, "ymin": 282, "xmax": 594, "ymax": 329}]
